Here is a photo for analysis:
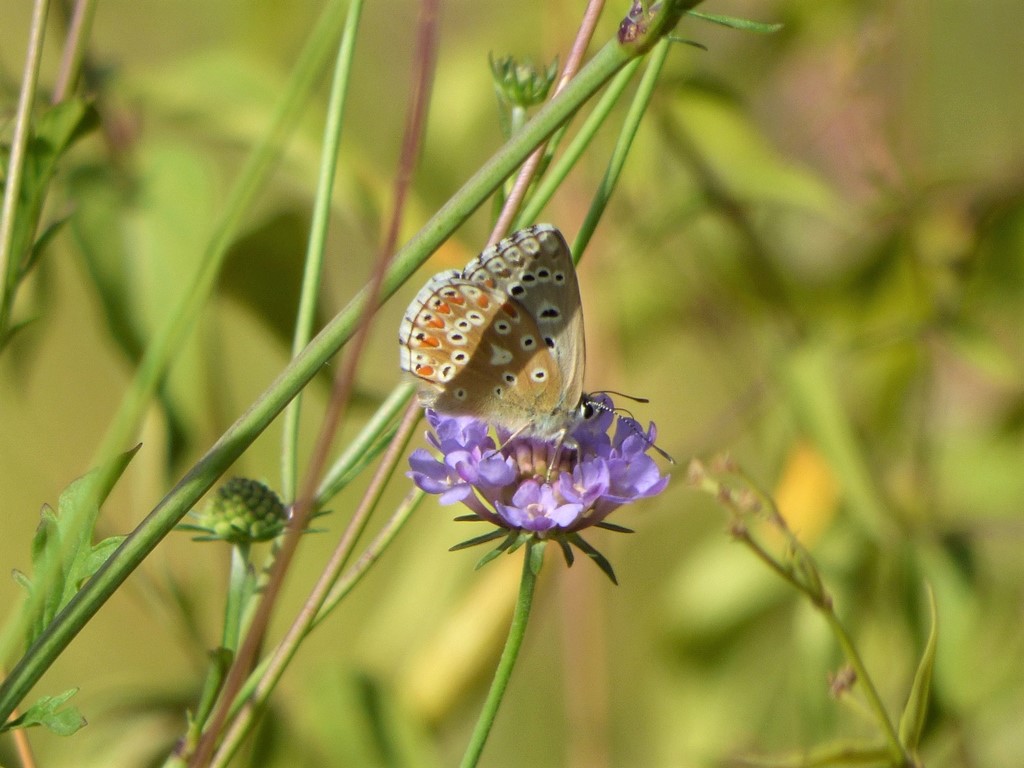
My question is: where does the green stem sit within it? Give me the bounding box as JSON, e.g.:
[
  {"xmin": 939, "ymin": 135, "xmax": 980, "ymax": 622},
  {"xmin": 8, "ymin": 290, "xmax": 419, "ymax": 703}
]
[
  {"xmin": 281, "ymin": 0, "xmax": 364, "ymax": 501},
  {"xmin": 0, "ymin": 0, "xmax": 351, "ymax": 669},
  {"xmin": 576, "ymin": 35, "xmax": 671, "ymax": 256},
  {"xmin": 222, "ymin": 543, "xmax": 250, "ymax": 653},
  {"xmin": 0, "ymin": 22, "xmax": 677, "ymax": 725},
  {"xmin": 459, "ymin": 542, "xmax": 542, "ymax": 768},
  {"xmin": 52, "ymin": 0, "xmax": 99, "ymax": 102},
  {"xmin": 0, "ymin": 0, "xmax": 51, "ymax": 340},
  {"xmin": 208, "ymin": 406, "xmax": 423, "ymax": 767},
  {"xmin": 715, "ymin": 468, "xmax": 909, "ymax": 767},
  {"xmin": 84, "ymin": 0, "xmax": 350, "ymax": 499},
  {"xmin": 821, "ymin": 611, "xmax": 909, "ymax": 766},
  {"xmin": 315, "ymin": 382, "xmax": 417, "ymax": 502}
]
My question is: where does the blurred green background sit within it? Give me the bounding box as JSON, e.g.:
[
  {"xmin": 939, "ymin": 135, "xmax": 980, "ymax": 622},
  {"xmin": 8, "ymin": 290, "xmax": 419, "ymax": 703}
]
[{"xmin": 2, "ymin": 0, "xmax": 1022, "ymax": 766}]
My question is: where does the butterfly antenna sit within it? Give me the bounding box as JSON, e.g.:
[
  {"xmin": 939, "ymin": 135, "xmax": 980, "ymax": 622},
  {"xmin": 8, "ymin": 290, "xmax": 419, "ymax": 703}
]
[{"xmin": 590, "ymin": 389, "xmax": 650, "ymax": 405}]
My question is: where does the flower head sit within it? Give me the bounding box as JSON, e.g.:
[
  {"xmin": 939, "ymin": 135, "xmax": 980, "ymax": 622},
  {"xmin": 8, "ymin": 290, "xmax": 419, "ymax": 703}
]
[
  {"xmin": 181, "ymin": 477, "xmax": 289, "ymax": 544},
  {"xmin": 408, "ymin": 395, "xmax": 670, "ymax": 581}
]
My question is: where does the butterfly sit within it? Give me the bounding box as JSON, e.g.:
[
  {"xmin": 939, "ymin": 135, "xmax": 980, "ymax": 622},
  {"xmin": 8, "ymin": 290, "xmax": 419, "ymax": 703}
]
[{"xmin": 398, "ymin": 224, "xmax": 590, "ymax": 439}]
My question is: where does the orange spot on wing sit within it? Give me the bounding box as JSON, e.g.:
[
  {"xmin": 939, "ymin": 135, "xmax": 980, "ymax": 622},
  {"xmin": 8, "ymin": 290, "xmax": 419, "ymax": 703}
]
[
  {"xmin": 448, "ymin": 293, "xmax": 466, "ymax": 305},
  {"xmin": 425, "ymin": 316, "xmax": 445, "ymax": 329},
  {"xmin": 420, "ymin": 335, "xmax": 440, "ymax": 348},
  {"xmin": 435, "ymin": 301, "xmax": 451, "ymax": 314},
  {"xmin": 476, "ymin": 294, "xmax": 491, "ymax": 309},
  {"xmin": 415, "ymin": 364, "xmax": 435, "ymax": 377},
  {"xmin": 501, "ymin": 302, "xmax": 519, "ymax": 319}
]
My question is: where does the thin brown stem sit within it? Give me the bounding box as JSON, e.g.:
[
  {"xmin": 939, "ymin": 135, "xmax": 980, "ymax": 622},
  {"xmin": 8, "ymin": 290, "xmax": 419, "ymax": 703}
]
[
  {"xmin": 488, "ymin": 0, "xmax": 606, "ymax": 245},
  {"xmin": 0, "ymin": 0, "xmax": 51, "ymax": 338},
  {"xmin": 2, "ymin": 679, "xmax": 38, "ymax": 768},
  {"xmin": 188, "ymin": 1, "xmax": 441, "ymax": 764},
  {"xmin": 208, "ymin": 405, "xmax": 423, "ymax": 768},
  {"xmin": 52, "ymin": 0, "xmax": 98, "ymax": 102}
]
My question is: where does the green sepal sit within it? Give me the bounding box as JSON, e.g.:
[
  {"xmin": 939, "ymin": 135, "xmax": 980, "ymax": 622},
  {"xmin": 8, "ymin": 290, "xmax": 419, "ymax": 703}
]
[
  {"xmin": 449, "ymin": 529, "xmax": 508, "ymax": 552},
  {"xmin": 473, "ymin": 531, "xmax": 521, "ymax": 570},
  {"xmin": 595, "ymin": 521, "xmax": 635, "ymax": 534},
  {"xmin": 527, "ymin": 539, "xmax": 546, "ymax": 576},
  {"xmin": 567, "ymin": 533, "xmax": 618, "ymax": 585},
  {"xmin": 557, "ymin": 537, "xmax": 575, "ymax": 567}
]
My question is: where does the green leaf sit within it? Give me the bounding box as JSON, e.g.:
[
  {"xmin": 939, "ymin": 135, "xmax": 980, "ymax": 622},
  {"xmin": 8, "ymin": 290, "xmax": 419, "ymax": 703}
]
[
  {"xmin": 20, "ymin": 215, "xmax": 69, "ymax": 280},
  {"xmin": 6, "ymin": 99, "xmax": 98, "ymax": 288},
  {"xmin": 70, "ymin": 535, "xmax": 127, "ymax": 590},
  {"xmin": 899, "ymin": 584, "xmax": 938, "ymax": 751},
  {"xmin": 19, "ymin": 505, "xmax": 66, "ymax": 643},
  {"xmin": 685, "ymin": 10, "xmax": 783, "ymax": 34},
  {"xmin": 16, "ymin": 447, "xmax": 140, "ymax": 645},
  {"xmin": 0, "ymin": 688, "xmax": 86, "ymax": 737}
]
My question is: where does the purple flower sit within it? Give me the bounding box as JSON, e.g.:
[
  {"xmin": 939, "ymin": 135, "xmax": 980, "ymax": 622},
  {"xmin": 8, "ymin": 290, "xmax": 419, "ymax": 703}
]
[
  {"xmin": 496, "ymin": 481, "xmax": 584, "ymax": 533},
  {"xmin": 407, "ymin": 395, "xmax": 671, "ymax": 580}
]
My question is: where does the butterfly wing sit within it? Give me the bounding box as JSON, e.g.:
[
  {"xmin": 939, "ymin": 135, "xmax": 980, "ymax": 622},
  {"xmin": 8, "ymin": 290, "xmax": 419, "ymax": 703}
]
[
  {"xmin": 398, "ymin": 272, "xmax": 568, "ymax": 433},
  {"xmin": 462, "ymin": 225, "xmax": 586, "ymax": 415}
]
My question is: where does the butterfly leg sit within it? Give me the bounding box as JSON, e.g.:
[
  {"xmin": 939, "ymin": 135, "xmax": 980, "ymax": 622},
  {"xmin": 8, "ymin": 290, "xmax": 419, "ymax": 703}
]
[{"xmin": 544, "ymin": 428, "xmax": 579, "ymax": 482}]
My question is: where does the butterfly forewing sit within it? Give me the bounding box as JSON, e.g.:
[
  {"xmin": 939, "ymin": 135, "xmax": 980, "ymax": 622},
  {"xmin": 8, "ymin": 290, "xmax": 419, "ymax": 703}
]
[
  {"xmin": 399, "ymin": 224, "xmax": 587, "ymax": 436},
  {"xmin": 462, "ymin": 225, "xmax": 585, "ymax": 413}
]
